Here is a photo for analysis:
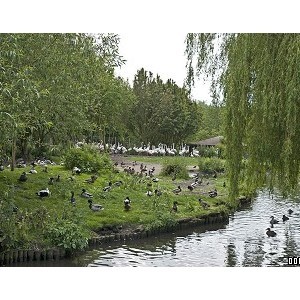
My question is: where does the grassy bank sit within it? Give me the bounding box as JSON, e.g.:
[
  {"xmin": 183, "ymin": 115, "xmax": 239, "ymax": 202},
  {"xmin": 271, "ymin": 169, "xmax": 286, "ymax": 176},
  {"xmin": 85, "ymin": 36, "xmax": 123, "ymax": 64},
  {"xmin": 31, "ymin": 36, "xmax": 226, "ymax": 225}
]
[{"xmin": 0, "ymin": 155, "xmax": 231, "ymax": 254}]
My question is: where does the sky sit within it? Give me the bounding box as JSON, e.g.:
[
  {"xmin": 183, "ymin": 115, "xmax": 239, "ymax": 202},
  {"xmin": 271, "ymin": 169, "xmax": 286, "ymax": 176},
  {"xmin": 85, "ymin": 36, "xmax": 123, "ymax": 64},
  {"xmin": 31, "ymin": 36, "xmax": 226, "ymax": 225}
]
[{"xmin": 115, "ymin": 32, "xmax": 212, "ymax": 102}]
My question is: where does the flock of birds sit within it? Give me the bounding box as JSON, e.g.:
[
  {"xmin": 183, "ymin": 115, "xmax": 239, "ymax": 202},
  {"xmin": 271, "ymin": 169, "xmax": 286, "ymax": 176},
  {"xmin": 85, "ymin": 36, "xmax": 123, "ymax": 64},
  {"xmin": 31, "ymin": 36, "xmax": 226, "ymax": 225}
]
[{"xmin": 265, "ymin": 208, "xmax": 294, "ymax": 237}]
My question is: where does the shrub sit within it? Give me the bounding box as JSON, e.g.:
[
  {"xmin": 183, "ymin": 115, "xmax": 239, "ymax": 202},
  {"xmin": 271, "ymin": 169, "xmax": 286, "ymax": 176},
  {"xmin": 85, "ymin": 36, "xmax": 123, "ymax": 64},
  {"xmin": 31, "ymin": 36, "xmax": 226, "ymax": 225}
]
[
  {"xmin": 198, "ymin": 157, "xmax": 225, "ymax": 174},
  {"xmin": 160, "ymin": 160, "xmax": 189, "ymax": 179},
  {"xmin": 63, "ymin": 145, "xmax": 112, "ymax": 173}
]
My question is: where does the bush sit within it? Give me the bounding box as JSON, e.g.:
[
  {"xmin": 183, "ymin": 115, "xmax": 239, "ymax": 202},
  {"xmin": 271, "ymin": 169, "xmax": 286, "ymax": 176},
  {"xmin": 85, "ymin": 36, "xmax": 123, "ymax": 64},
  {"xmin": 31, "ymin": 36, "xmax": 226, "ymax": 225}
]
[
  {"xmin": 63, "ymin": 145, "xmax": 112, "ymax": 173},
  {"xmin": 160, "ymin": 159, "xmax": 189, "ymax": 179},
  {"xmin": 198, "ymin": 157, "xmax": 225, "ymax": 174}
]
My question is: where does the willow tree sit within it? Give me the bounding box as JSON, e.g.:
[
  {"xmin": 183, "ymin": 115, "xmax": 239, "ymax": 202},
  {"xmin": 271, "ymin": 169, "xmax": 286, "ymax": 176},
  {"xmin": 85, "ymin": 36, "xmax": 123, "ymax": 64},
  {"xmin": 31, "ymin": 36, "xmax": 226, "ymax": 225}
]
[{"xmin": 185, "ymin": 33, "xmax": 300, "ymax": 199}]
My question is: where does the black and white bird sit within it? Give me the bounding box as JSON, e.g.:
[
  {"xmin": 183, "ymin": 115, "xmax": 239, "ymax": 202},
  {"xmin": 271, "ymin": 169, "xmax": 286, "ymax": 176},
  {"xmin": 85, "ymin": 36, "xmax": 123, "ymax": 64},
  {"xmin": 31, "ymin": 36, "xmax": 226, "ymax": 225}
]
[
  {"xmin": 48, "ymin": 177, "xmax": 54, "ymax": 185},
  {"xmin": 124, "ymin": 197, "xmax": 131, "ymax": 211},
  {"xmin": 146, "ymin": 190, "xmax": 153, "ymax": 197},
  {"xmin": 29, "ymin": 167, "xmax": 37, "ymax": 174},
  {"xmin": 266, "ymin": 228, "xmax": 277, "ymax": 237},
  {"xmin": 18, "ymin": 172, "xmax": 27, "ymax": 182},
  {"xmin": 208, "ymin": 189, "xmax": 218, "ymax": 198},
  {"xmin": 72, "ymin": 167, "xmax": 81, "ymax": 175},
  {"xmin": 36, "ymin": 187, "xmax": 50, "ymax": 197},
  {"xmin": 187, "ymin": 185, "xmax": 194, "ymax": 191},
  {"xmin": 172, "ymin": 186, "xmax": 182, "ymax": 195},
  {"xmin": 103, "ymin": 182, "xmax": 112, "ymax": 192},
  {"xmin": 81, "ymin": 189, "xmax": 93, "ymax": 198},
  {"xmin": 270, "ymin": 216, "xmax": 279, "ymax": 225},
  {"xmin": 0, "ymin": 165, "xmax": 4, "ymax": 171},
  {"xmin": 152, "ymin": 177, "xmax": 159, "ymax": 183}
]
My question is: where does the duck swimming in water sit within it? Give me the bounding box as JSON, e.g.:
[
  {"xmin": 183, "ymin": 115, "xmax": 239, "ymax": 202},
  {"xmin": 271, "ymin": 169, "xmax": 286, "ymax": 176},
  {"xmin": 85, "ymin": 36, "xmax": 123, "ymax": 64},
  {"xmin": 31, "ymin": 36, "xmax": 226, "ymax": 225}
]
[
  {"xmin": 266, "ymin": 228, "xmax": 277, "ymax": 237},
  {"xmin": 270, "ymin": 216, "xmax": 279, "ymax": 225},
  {"xmin": 282, "ymin": 214, "xmax": 289, "ymax": 222}
]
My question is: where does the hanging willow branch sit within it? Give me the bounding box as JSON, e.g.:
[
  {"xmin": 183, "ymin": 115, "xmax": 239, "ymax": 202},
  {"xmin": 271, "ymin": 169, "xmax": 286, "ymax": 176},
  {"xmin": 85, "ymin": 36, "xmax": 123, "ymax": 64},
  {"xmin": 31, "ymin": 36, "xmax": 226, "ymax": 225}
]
[{"xmin": 186, "ymin": 33, "xmax": 300, "ymax": 199}]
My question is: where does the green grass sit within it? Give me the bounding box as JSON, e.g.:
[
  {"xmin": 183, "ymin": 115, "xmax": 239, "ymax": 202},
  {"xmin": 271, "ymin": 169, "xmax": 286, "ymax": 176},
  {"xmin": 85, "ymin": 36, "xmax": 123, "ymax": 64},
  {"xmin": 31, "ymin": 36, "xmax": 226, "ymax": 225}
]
[
  {"xmin": 0, "ymin": 156, "xmax": 231, "ymax": 251},
  {"xmin": 125, "ymin": 155, "xmax": 200, "ymax": 166}
]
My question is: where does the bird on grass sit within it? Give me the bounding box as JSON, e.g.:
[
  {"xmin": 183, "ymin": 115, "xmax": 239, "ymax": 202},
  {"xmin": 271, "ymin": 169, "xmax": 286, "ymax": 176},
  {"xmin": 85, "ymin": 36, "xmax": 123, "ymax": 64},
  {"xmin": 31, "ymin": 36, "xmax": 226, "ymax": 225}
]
[
  {"xmin": 270, "ymin": 216, "xmax": 279, "ymax": 225},
  {"xmin": 113, "ymin": 180, "xmax": 123, "ymax": 187},
  {"xmin": 282, "ymin": 215, "xmax": 289, "ymax": 222},
  {"xmin": 81, "ymin": 189, "xmax": 93, "ymax": 198},
  {"xmin": 154, "ymin": 189, "xmax": 162, "ymax": 196},
  {"xmin": 85, "ymin": 175, "xmax": 98, "ymax": 184},
  {"xmin": 199, "ymin": 198, "xmax": 210, "ymax": 209},
  {"xmin": 55, "ymin": 175, "xmax": 61, "ymax": 182},
  {"xmin": 208, "ymin": 189, "xmax": 218, "ymax": 198},
  {"xmin": 88, "ymin": 199, "xmax": 103, "ymax": 211},
  {"xmin": 70, "ymin": 191, "xmax": 76, "ymax": 205},
  {"xmin": 72, "ymin": 167, "xmax": 81, "ymax": 175},
  {"xmin": 146, "ymin": 190, "xmax": 153, "ymax": 197},
  {"xmin": 266, "ymin": 228, "xmax": 277, "ymax": 237},
  {"xmin": 36, "ymin": 187, "xmax": 50, "ymax": 198},
  {"xmin": 152, "ymin": 177, "xmax": 159, "ymax": 183},
  {"xmin": 18, "ymin": 172, "xmax": 27, "ymax": 182},
  {"xmin": 187, "ymin": 185, "xmax": 194, "ymax": 191},
  {"xmin": 48, "ymin": 177, "xmax": 54, "ymax": 185},
  {"xmin": 124, "ymin": 197, "xmax": 131, "ymax": 211},
  {"xmin": 172, "ymin": 186, "xmax": 182, "ymax": 195},
  {"xmin": 29, "ymin": 167, "xmax": 37, "ymax": 174},
  {"xmin": 171, "ymin": 201, "xmax": 178, "ymax": 213},
  {"xmin": 103, "ymin": 182, "xmax": 112, "ymax": 192}
]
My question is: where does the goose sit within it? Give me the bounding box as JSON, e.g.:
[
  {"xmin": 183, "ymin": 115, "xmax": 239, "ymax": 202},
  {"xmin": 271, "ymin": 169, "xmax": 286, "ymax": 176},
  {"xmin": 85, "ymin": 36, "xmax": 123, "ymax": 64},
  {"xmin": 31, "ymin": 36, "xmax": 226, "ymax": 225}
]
[
  {"xmin": 171, "ymin": 201, "xmax": 178, "ymax": 213},
  {"xmin": 173, "ymin": 186, "xmax": 182, "ymax": 195},
  {"xmin": 199, "ymin": 198, "xmax": 210, "ymax": 209},
  {"xmin": 288, "ymin": 209, "xmax": 293, "ymax": 215},
  {"xmin": 270, "ymin": 216, "xmax": 279, "ymax": 225},
  {"xmin": 70, "ymin": 191, "xmax": 75, "ymax": 205},
  {"xmin": 103, "ymin": 182, "xmax": 112, "ymax": 192},
  {"xmin": 154, "ymin": 189, "xmax": 162, "ymax": 196},
  {"xmin": 72, "ymin": 167, "xmax": 81, "ymax": 175},
  {"xmin": 36, "ymin": 187, "xmax": 50, "ymax": 197},
  {"xmin": 81, "ymin": 189, "xmax": 93, "ymax": 198},
  {"xmin": 18, "ymin": 172, "xmax": 27, "ymax": 182},
  {"xmin": 124, "ymin": 197, "xmax": 131, "ymax": 211},
  {"xmin": 282, "ymin": 214, "xmax": 289, "ymax": 222},
  {"xmin": 266, "ymin": 228, "xmax": 277, "ymax": 237},
  {"xmin": 88, "ymin": 200, "xmax": 103, "ymax": 211}
]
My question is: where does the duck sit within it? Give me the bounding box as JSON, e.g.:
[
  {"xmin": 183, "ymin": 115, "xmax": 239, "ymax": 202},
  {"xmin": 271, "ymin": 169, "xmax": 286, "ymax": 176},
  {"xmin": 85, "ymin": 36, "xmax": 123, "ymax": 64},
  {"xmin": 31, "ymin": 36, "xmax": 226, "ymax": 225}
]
[
  {"xmin": 154, "ymin": 189, "xmax": 162, "ymax": 196},
  {"xmin": 152, "ymin": 177, "xmax": 159, "ymax": 183},
  {"xmin": 18, "ymin": 172, "xmax": 28, "ymax": 182},
  {"xmin": 171, "ymin": 201, "xmax": 178, "ymax": 213},
  {"xmin": 36, "ymin": 187, "xmax": 50, "ymax": 197},
  {"xmin": 29, "ymin": 167, "xmax": 37, "ymax": 174},
  {"xmin": 113, "ymin": 180, "xmax": 123, "ymax": 187},
  {"xmin": 288, "ymin": 209, "xmax": 293, "ymax": 215},
  {"xmin": 266, "ymin": 228, "xmax": 277, "ymax": 237},
  {"xmin": 208, "ymin": 189, "xmax": 218, "ymax": 198},
  {"xmin": 270, "ymin": 216, "xmax": 279, "ymax": 225},
  {"xmin": 81, "ymin": 188, "xmax": 93, "ymax": 198},
  {"xmin": 282, "ymin": 214, "xmax": 289, "ymax": 222},
  {"xmin": 72, "ymin": 166, "xmax": 81, "ymax": 175},
  {"xmin": 146, "ymin": 190, "xmax": 153, "ymax": 197},
  {"xmin": 103, "ymin": 182, "xmax": 112, "ymax": 192},
  {"xmin": 199, "ymin": 198, "xmax": 210, "ymax": 209},
  {"xmin": 172, "ymin": 186, "xmax": 182, "ymax": 195},
  {"xmin": 55, "ymin": 175, "xmax": 61, "ymax": 182},
  {"xmin": 88, "ymin": 200, "xmax": 103, "ymax": 211},
  {"xmin": 85, "ymin": 175, "xmax": 98, "ymax": 184},
  {"xmin": 70, "ymin": 191, "xmax": 75, "ymax": 205},
  {"xmin": 48, "ymin": 177, "xmax": 54, "ymax": 185},
  {"xmin": 124, "ymin": 197, "xmax": 131, "ymax": 211},
  {"xmin": 187, "ymin": 185, "xmax": 194, "ymax": 191}
]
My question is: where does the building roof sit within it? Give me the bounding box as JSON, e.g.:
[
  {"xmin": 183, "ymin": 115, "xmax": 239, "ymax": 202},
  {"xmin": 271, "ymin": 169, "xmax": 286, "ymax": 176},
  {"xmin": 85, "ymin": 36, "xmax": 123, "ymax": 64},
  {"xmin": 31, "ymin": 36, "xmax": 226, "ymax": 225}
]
[{"xmin": 189, "ymin": 136, "xmax": 224, "ymax": 146}]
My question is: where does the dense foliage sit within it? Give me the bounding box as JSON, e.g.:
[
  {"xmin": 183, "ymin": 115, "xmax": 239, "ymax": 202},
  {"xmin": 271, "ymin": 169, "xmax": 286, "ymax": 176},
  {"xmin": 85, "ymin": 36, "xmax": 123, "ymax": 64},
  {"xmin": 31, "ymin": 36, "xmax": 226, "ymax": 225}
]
[{"xmin": 186, "ymin": 33, "xmax": 300, "ymax": 198}]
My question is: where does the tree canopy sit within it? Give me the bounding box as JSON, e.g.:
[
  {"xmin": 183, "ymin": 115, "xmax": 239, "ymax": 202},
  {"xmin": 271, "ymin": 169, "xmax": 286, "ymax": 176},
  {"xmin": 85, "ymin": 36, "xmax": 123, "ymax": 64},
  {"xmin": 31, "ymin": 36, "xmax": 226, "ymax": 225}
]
[{"xmin": 186, "ymin": 33, "xmax": 300, "ymax": 199}]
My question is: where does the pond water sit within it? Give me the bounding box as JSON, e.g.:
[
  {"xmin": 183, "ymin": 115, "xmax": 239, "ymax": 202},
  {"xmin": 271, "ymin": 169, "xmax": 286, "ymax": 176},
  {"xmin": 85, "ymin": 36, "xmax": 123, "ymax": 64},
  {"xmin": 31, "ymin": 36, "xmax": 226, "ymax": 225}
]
[{"xmin": 9, "ymin": 190, "xmax": 300, "ymax": 267}]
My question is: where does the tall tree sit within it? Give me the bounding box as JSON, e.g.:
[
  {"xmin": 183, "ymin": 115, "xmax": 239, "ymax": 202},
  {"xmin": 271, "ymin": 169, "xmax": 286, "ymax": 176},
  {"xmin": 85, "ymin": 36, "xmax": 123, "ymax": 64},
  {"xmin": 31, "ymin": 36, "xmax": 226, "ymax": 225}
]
[{"xmin": 185, "ymin": 33, "xmax": 300, "ymax": 199}]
